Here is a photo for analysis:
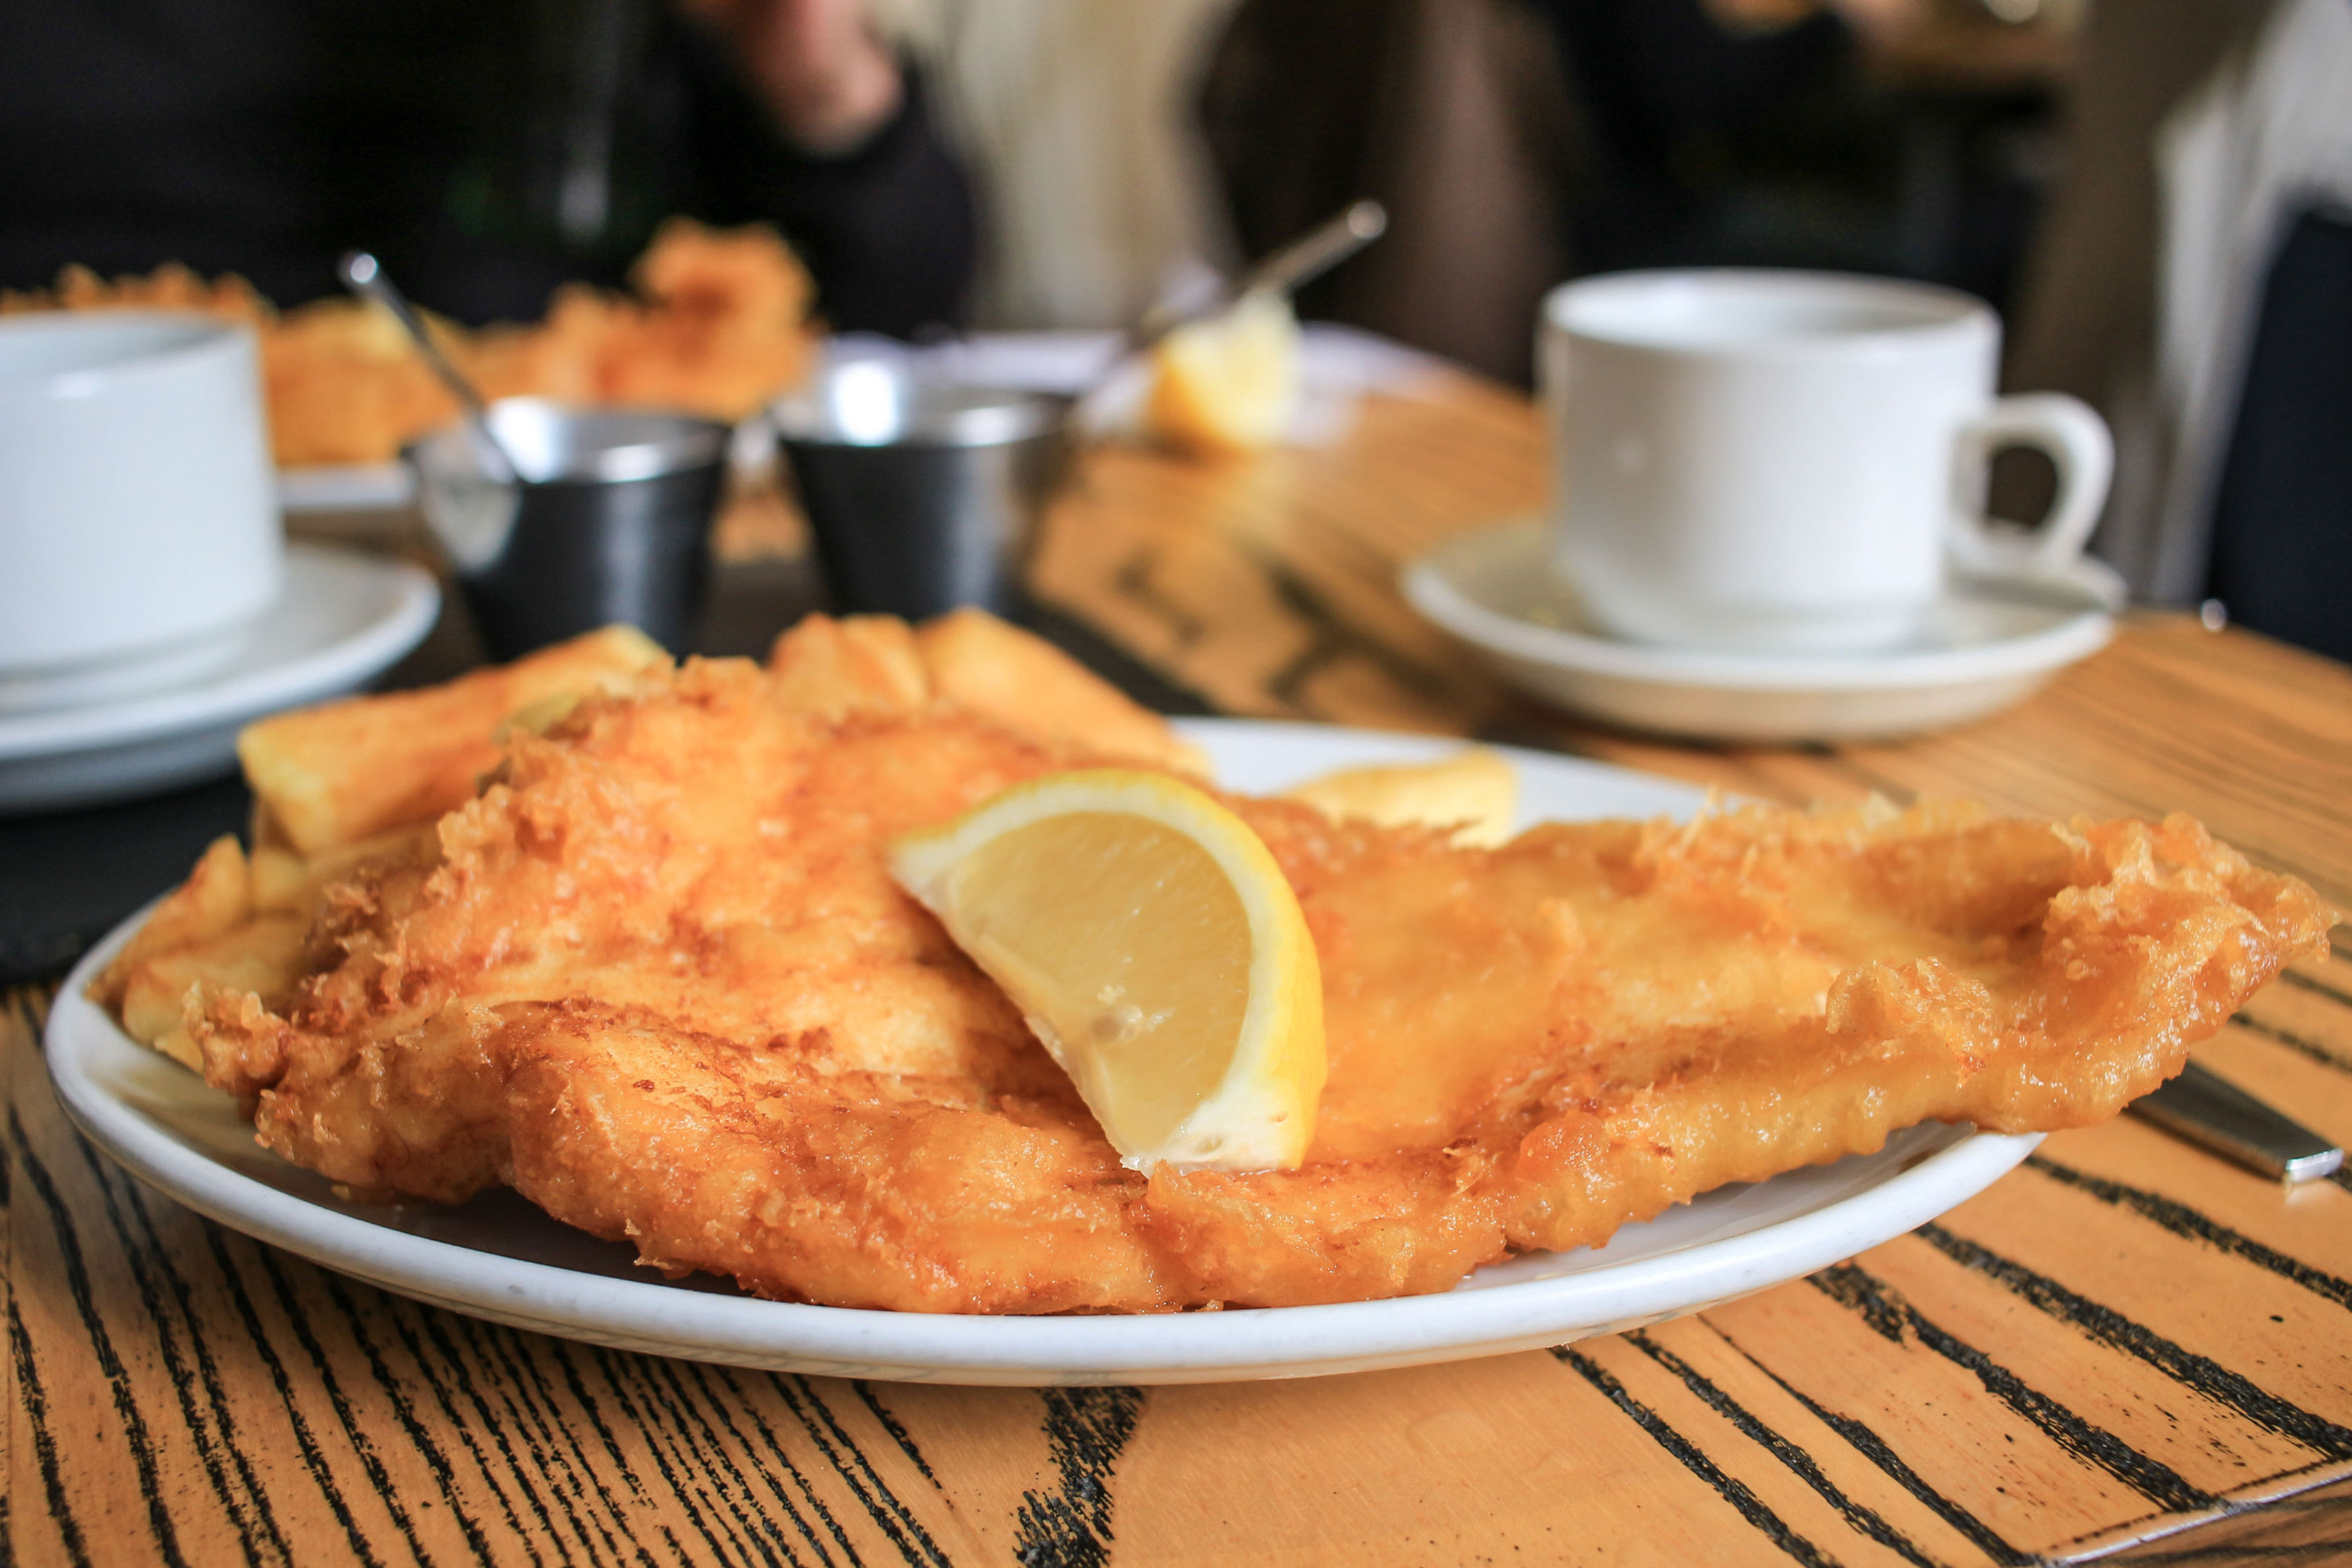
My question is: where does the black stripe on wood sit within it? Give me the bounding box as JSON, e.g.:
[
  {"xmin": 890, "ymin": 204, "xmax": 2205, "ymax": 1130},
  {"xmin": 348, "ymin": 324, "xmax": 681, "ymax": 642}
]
[
  {"xmin": 7, "ymin": 1201, "xmax": 94, "ymax": 1568},
  {"xmin": 653, "ymin": 1354, "xmax": 829, "ymax": 1568},
  {"xmin": 9, "ymin": 1108, "xmax": 192, "ymax": 1568},
  {"xmin": 2278, "ymin": 968, "xmax": 2352, "ymax": 1010},
  {"xmin": 1810, "ymin": 1262, "xmax": 2219, "ymax": 1514},
  {"xmin": 75, "ymin": 1139, "xmax": 293, "ymax": 1567},
  {"xmin": 1622, "ymin": 1331, "xmax": 1953, "ymax": 1568},
  {"xmin": 190, "ymin": 1214, "xmax": 385, "ymax": 1568},
  {"xmin": 1707, "ymin": 1326, "xmax": 2033, "ymax": 1567},
  {"xmin": 250, "ymin": 1244, "xmax": 443, "ymax": 1567},
  {"xmin": 1552, "ymin": 1347, "xmax": 1843, "ymax": 1568},
  {"xmin": 588, "ymin": 1342, "xmax": 757, "ymax": 1568},
  {"xmin": 852, "ymin": 1382, "xmax": 942, "ymax": 1489},
  {"xmin": 621, "ymin": 1350, "xmax": 809, "ymax": 1568},
  {"xmin": 706, "ymin": 1369, "xmax": 870, "ymax": 1567},
  {"xmin": 316, "ymin": 1267, "xmax": 505, "ymax": 1565},
  {"xmin": 1012, "ymin": 1387, "xmax": 1143, "ymax": 1568},
  {"xmin": 1916, "ymin": 1224, "xmax": 2352, "ymax": 1462},
  {"xmin": 1109, "ymin": 548, "xmax": 1208, "ymax": 650},
  {"xmin": 771, "ymin": 1373, "xmax": 954, "ymax": 1567},
  {"xmin": 395, "ymin": 1299, "xmax": 574, "ymax": 1568},
  {"xmin": 2027, "ymin": 1156, "xmax": 2352, "ymax": 1314},
  {"xmin": 672, "ymin": 1360, "xmax": 853, "ymax": 1567},
  {"xmin": 2229, "ymin": 1013, "xmax": 2352, "ymax": 1076},
  {"xmin": 555, "ymin": 1339, "xmax": 656, "ymax": 1507},
  {"xmin": 460, "ymin": 1314, "xmax": 650, "ymax": 1568}
]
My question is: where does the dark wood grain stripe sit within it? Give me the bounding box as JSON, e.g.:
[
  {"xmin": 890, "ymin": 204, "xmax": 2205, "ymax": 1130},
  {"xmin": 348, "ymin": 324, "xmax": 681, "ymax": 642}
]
[
  {"xmin": 1622, "ymin": 1331, "xmax": 1951, "ymax": 1567},
  {"xmin": 2026, "ymin": 1156, "xmax": 2352, "ymax": 1313},
  {"xmin": 852, "ymin": 1382, "xmax": 941, "ymax": 1489},
  {"xmin": 1707, "ymin": 1324, "xmax": 2031, "ymax": 1567},
  {"xmin": 588, "ymin": 1344, "xmax": 756, "ymax": 1567},
  {"xmin": 626, "ymin": 1352, "xmax": 807, "ymax": 1568},
  {"xmin": 192, "ymin": 1216, "xmax": 385, "ymax": 1568},
  {"xmin": 772, "ymin": 1374, "xmax": 954, "ymax": 1567},
  {"xmin": 10, "ymin": 1108, "xmax": 191, "ymax": 1568},
  {"xmin": 1916, "ymin": 1225, "xmax": 2352, "ymax": 1460},
  {"xmin": 2229, "ymin": 1013, "xmax": 2352, "ymax": 1075},
  {"xmin": 398, "ymin": 1300, "xmax": 573, "ymax": 1568},
  {"xmin": 681, "ymin": 1361, "xmax": 859, "ymax": 1567},
  {"xmin": 554, "ymin": 1340, "xmax": 656, "ymax": 1508},
  {"xmin": 2278, "ymin": 968, "xmax": 2352, "ymax": 1010},
  {"xmin": 78, "ymin": 1145, "xmax": 293, "ymax": 1567},
  {"xmin": 460, "ymin": 1315, "xmax": 648, "ymax": 1567},
  {"xmin": 316, "ymin": 1267, "xmax": 505, "ymax": 1565},
  {"xmin": 658, "ymin": 1352, "xmax": 828, "ymax": 1568},
  {"xmin": 6, "ymin": 1183, "xmax": 94, "ymax": 1568},
  {"xmin": 1553, "ymin": 1347, "xmax": 1842, "ymax": 1568},
  {"xmin": 251, "ymin": 1245, "xmax": 443, "ymax": 1567},
  {"xmin": 1012, "ymin": 1387, "xmax": 1144, "ymax": 1568},
  {"xmin": 1810, "ymin": 1263, "xmax": 2218, "ymax": 1514}
]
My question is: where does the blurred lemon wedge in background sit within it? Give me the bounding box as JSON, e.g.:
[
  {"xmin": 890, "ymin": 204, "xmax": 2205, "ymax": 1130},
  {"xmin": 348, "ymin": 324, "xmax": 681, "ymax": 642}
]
[
  {"xmin": 891, "ymin": 770, "xmax": 1324, "ymax": 1172},
  {"xmin": 1145, "ymin": 290, "xmax": 1302, "ymax": 456}
]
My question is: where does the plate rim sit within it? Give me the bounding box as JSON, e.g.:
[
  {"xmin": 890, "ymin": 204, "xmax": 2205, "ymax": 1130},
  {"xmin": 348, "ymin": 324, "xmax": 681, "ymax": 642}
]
[
  {"xmin": 44, "ymin": 718, "xmax": 2043, "ymax": 1384},
  {"xmin": 0, "ymin": 543, "xmax": 439, "ymax": 757},
  {"xmin": 1403, "ymin": 518, "xmax": 2114, "ymax": 693}
]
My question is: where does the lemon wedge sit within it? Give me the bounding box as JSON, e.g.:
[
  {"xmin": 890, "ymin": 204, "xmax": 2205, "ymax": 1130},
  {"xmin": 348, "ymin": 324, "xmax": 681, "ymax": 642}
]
[
  {"xmin": 1145, "ymin": 290, "xmax": 1302, "ymax": 456},
  {"xmin": 890, "ymin": 770, "xmax": 1325, "ymax": 1172}
]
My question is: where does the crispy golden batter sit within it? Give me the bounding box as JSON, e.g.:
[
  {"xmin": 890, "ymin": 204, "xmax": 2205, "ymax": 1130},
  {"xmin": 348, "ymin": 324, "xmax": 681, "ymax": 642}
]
[{"xmin": 99, "ymin": 625, "xmax": 2337, "ymax": 1313}]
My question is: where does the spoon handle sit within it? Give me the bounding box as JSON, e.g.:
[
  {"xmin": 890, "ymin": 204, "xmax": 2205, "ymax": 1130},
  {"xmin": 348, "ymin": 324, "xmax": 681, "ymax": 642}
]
[{"xmin": 338, "ymin": 251, "xmax": 518, "ymax": 482}]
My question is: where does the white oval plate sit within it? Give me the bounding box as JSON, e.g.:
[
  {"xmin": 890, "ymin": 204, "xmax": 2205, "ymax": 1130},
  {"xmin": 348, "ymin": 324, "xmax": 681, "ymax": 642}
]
[
  {"xmin": 0, "ymin": 544, "xmax": 439, "ymax": 813},
  {"xmin": 45, "ymin": 719, "xmax": 2039, "ymax": 1384},
  {"xmin": 1405, "ymin": 518, "xmax": 2118, "ymax": 743}
]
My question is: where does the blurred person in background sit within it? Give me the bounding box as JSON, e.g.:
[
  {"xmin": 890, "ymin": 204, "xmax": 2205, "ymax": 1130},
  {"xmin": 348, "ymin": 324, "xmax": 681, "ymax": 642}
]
[
  {"xmin": 1199, "ymin": 0, "xmax": 2071, "ymax": 383},
  {"xmin": 2008, "ymin": 0, "xmax": 2351, "ymax": 661},
  {"xmin": 873, "ymin": 0, "xmax": 1245, "ymax": 332},
  {"xmin": 0, "ymin": 0, "xmax": 976, "ymax": 335}
]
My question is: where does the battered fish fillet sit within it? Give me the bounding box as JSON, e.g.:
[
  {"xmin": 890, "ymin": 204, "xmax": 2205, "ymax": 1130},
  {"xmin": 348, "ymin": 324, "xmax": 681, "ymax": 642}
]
[{"xmin": 96, "ymin": 626, "xmax": 2337, "ymax": 1313}]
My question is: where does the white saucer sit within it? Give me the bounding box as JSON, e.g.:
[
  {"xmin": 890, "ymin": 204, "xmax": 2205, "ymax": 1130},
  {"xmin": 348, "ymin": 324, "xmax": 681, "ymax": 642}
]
[
  {"xmin": 1404, "ymin": 518, "xmax": 2120, "ymax": 743},
  {"xmin": 0, "ymin": 544, "xmax": 439, "ymax": 814}
]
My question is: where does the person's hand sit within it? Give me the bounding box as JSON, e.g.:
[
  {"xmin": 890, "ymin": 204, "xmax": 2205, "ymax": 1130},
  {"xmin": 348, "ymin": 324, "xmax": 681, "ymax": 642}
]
[{"xmin": 680, "ymin": 0, "xmax": 903, "ymax": 154}]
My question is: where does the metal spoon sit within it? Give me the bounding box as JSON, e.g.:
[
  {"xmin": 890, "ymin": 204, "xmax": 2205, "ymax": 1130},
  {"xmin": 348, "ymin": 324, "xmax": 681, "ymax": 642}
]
[
  {"xmin": 1071, "ymin": 198, "xmax": 1389, "ymax": 424},
  {"xmin": 1129, "ymin": 199, "xmax": 1389, "ymax": 354},
  {"xmin": 336, "ymin": 250, "xmax": 520, "ymax": 484}
]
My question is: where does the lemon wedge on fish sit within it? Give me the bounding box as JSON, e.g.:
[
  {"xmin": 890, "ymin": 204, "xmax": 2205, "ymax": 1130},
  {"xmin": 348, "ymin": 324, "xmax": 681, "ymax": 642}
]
[
  {"xmin": 890, "ymin": 770, "xmax": 1324, "ymax": 1172},
  {"xmin": 1145, "ymin": 290, "xmax": 1302, "ymax": 456}
]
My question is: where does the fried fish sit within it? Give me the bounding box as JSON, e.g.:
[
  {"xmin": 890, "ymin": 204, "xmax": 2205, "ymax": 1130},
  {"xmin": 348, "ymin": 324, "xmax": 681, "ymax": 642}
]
[{"xmin": 94, "ymin": 616, "xmax": 2338, "ymax": 1312}]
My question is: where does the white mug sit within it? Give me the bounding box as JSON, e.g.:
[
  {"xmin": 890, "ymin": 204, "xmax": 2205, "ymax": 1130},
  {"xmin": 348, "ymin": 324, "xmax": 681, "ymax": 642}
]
[
  {"xmin": 0, "ymin": 314, "xmax": 283, "ymax": 709},
  {"xmin": 1540, "ymin": 270, "xmax": 2112, "ymax": 653}
]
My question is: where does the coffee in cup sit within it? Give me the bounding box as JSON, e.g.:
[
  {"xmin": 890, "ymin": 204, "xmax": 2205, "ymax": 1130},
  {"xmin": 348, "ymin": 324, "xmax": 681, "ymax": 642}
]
[{"xmin": 1539, "ymin": 269, "xmax": 2112, "ymax": 653}]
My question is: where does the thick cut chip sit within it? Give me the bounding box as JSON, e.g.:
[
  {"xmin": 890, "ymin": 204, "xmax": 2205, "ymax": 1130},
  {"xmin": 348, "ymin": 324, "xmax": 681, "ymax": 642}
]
[{"xmin": 239, "ymin": 624, "xmax": 666, "ymax": 854}]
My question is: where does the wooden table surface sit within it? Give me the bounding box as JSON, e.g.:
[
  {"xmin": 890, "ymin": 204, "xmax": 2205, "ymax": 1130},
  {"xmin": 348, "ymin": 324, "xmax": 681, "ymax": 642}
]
[{"xmin": 9, "ymin": 371, "xmax": 2352, "ymax": 1567}]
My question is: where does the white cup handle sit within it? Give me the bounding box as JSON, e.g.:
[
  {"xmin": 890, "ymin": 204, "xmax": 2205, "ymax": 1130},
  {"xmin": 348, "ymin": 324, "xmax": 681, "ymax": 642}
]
[{"xmin": 1948, "ymin": 391, "xmax": 2113, "ymax": 575}]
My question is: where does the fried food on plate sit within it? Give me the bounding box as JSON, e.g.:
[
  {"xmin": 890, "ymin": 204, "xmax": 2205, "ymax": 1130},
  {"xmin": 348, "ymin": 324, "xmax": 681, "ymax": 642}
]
[
  {"xmin": 1285, "ymin": 747, "xmax": 1517, "ymax": 846},
  {"xmin": 240, "ymin": 624, "xmax": 666, "ymax": 856},
  {"xmin": 8, "ymin": 220, "xmax": 817, "ymax": 466},
  {"xmin": 95, "ymin": 614, "xmax": 2337, "ymax": 1312}
]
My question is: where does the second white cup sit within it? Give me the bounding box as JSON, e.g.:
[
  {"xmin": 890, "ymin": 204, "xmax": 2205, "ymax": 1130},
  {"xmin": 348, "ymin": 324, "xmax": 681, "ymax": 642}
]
[{"xmin": 1540, "ymin": 269, "xmax": 2112, "ymax": 653}]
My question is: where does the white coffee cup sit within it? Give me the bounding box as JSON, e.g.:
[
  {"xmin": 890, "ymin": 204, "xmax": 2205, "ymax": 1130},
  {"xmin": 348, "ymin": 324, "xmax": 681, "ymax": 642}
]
[
  {"xmin": 0, "ymin": 313, "xmax": 283, "ymax": 709},
  {"xmin": 1540, "ymin": 269, "xmax": 2112, "ymax": 653}
]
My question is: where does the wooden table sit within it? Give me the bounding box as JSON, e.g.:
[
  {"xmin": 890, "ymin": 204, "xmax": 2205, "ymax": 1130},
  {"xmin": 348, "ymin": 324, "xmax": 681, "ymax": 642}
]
[{"xmin": 9, "ymin": 371, "xmax": 2352, "ymax": 1566}]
